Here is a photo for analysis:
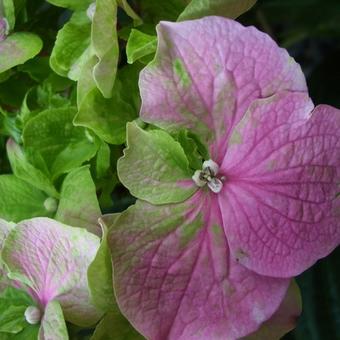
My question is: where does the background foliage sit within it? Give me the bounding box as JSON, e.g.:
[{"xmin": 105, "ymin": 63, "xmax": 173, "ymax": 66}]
[{"xmin": 0, "ymin": 0, "xmax": 339, "ymax": 339}]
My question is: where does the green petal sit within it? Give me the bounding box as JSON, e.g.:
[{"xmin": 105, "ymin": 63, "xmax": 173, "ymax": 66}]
[
  {"xmin": 118, "ymin": 122, "xmax": 197, "ymax": 204},
  {"xmin": 0, "ymin": 33, "xmax": 43, "ymax": 73}
]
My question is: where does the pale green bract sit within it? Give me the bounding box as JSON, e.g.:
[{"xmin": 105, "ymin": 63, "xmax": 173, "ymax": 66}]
[{"xmin": 118, "ymin": 122, "xmax": 197, "ymax": 205}]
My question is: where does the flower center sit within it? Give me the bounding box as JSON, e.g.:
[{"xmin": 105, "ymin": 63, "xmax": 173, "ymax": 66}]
[{"xmin": 192, "ymin": 159, "xmax": 224, "ymax": 193}]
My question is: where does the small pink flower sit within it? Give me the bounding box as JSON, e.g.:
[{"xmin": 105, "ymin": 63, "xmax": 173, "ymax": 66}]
[
  {"xmin": 109, "ymin": 17, "xmax": 340, "ymax": 339},
  {"xmin": 0, "ymin": 217, "xmax": 101, "ymax": 338}
]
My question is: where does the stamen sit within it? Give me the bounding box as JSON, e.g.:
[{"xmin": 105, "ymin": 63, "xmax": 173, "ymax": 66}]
[
  {"xmin": 207, "ymin": 177, "xmax": 223, "ymax": 193},
  {"xmin": 202, "ymin": 159, "xmax": 219, "ymax": 176},
  {"xmin": 192, "ymin": 159, "xmax": 224, "ymax": 193},
  {"xmin": 192, "ymin": 170, "xmax": 206, "ymax": 187}
]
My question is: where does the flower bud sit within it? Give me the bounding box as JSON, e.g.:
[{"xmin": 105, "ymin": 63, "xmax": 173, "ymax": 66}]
[
  {"xmin": 44, "ymin": 197, "xmax": 58, "ymax": 213},
  {"xmin": 24, "ymin": 306, "xmax": 41, "ymax": 325}
]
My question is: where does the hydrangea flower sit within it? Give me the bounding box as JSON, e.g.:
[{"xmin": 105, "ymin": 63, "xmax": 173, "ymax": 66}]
[
  {"xmin": 0, "ymin": 217, "xmax": 101, "ymax": 339},
  {"xmin": 109, "ymin": 17, "xmax": 340, "ymax": 339}
]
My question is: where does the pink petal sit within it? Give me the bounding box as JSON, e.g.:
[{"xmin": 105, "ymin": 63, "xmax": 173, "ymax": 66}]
[
  {"xmin": 220, "ymin": 92, "xmax": 340, "ymax": 277},
  {"xmin": 140, "ymin": 17, "xmax": 307, "ymax": 162},
  {"xmin": 2, "ymin": 217, "xmax": 101, "ymax": 326},
  {"xmin": 109, "ymin": 193, "xmax": 289, "ymax": 339}
]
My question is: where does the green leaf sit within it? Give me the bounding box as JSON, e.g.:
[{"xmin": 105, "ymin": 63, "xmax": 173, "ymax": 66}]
[
  {"xmin": 0, "ymin": 324, "xmax": 40, "ymax": 339},
  {"xmin": 91, "ymin": 311, "xmax": 144, "ymax": 340},
  {"xmin": 45, "ymin": 0, "xmax": 92, "ymax": 10},
  {"xmin": 91, "ymin": 0, "xmax": 119, "ymax": 98},
  {"xmin": 118, "ymin": 122, "xmax": 197, "ymax": 205},
  {"xmin": 87, "ymin": 217, "xmax": 118, "ymax": 313},
  {"xmin": 35, "ymin": 83, "xmax": 72, "ymax": 112},
  {"xmin": 38, "ymin": 300, "xmax": 68, "ymax": 340},
  {"xmin": 126, "ymin": 29, "xmax": 157, "ymax": 64},
  {"xmin": 178, "ymin": 0, "xmax": 257, "ymax": 21},
  {"xmin": 0, "ymin": 175, "xmax": 52, "ymax": 222},
  {"xmin": 0, "ymin": 33, "xmax": 43, "ymax": 73},
  {"xmin": 6, "ymin": 139, "xmax": 59, "ymax": 198},
  {"xmin": 0, "ymin": 287, "xmax": 35, "ymax": 334},
  {"xmin": 50, "ymin": 138, "xmax": 98, "ymax": 180},
  {"xmin": 55, "ymin": 166, "xmax": 102, "ymax": 235},
  {"xmin": 96, "ymin": 141, "xmax": 110, "ymax": 179},
  {"xmin": 75, "ymin": 87, "xmax": 135, "ymax": 145},
  {"xmin": 50, "ymin": 11, "xmax": 91, "ymax": 81},
  {"xmin": 75, "ymin": 64, "xmax": 141, "ymax": 144},
  {"xmin": 22, "ymin": 107, "xmax": 97, "ymax": 178}
]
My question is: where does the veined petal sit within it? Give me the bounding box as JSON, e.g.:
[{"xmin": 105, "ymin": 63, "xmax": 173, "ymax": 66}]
[
  {"xmin": 220, "ymin": 92, "xmax": 340, "ymax": 277},
  {"xmin": 109, "ymin": 194, "xmax": 289, "ymax": 339},
  {"xmin": 140, "ymin": 17, "xmax": 307, "ymax": 161},
  {"xmin": 2, "ymin": 217, "xmax": 101, "ymax": 326}
]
